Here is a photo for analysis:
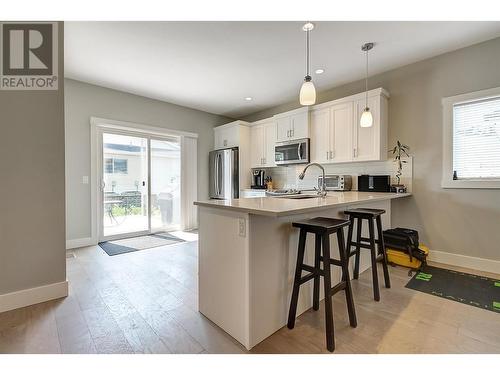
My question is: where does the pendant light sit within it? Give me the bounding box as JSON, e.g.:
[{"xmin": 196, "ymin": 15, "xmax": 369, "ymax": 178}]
[
  {"xmin": 360, "ymin": 42, "xmax": 374, "ymax": 128},
  {"xmin": 299, "ymin": 22, "xmax": 316, "ymax": 106}
]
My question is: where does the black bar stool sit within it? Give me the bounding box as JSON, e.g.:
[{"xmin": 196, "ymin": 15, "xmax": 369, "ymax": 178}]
[
  {"xmin": 287, "ymin": 217, "xmax": 357, "ymax": 352},
  {"xmin": 344, "ymin": 208, "xmax": 391, "ymax": 301}
]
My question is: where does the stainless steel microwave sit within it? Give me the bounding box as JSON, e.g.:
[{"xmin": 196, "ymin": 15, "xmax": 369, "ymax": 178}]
[
  {"xmin": 318, "ymin": 174, "xmax": 352, "ymax": 191},
  {"xmin": 275, "ymin": 138, "xmax": 310, "ymax": 165}
]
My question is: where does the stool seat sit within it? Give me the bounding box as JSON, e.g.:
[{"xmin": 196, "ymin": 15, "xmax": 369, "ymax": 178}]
[
  {"xmin": 292, "ymin": 217, "xmax": 350, "ymax": 234},
  {"xmin": 344, "ymin": 208, "xmax": 386, "ymax": 217}
]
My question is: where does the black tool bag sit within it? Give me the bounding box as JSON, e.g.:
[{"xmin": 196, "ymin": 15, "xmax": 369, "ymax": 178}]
[{"xmin": 383, "ymin": 228, "xmax": 427, "ymax": 264}]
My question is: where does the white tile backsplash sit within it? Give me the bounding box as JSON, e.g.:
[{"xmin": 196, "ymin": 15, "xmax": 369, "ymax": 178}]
[{"xmin": 259, "ymin": 157, "xmax": 413, "ymax": 192}]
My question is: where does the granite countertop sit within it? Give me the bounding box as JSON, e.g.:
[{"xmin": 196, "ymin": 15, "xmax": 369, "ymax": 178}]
[{"xmin": 194, "ymin": 191, "xmax": 411, "ymax": 217}]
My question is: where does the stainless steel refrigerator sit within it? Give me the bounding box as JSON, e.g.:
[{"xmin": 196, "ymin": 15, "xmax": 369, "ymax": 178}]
[{"xmin": 209, "ymin": 147, "xmax": 239, "ymax": 199}]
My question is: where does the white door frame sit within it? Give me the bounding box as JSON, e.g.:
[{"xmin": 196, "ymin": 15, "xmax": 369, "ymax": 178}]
[{"xmin": 90, "ymin": 117, "xmax": 198, "ymax": 243}]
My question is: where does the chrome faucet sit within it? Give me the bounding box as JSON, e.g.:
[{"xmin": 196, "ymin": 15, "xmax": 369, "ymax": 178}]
[{"xmin": 298, "ymin": 163, "xmax": 327, "ymax": 197}]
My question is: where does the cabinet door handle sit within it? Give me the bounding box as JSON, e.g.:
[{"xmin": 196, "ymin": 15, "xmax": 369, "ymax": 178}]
[
  {"xmin": 353, "ymin": 148, "xmax": 357, "ymax": 158},
  {"xmin": 330, "ymin": 150, "xmax": 333, "ymax": 159},
  {"xmin": 326, "ymin": 151, "xmax": 329, "ymax": 160}
]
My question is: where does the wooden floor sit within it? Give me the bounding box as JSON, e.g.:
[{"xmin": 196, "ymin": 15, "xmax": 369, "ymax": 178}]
[{"xmin": 1, "ymin": 239, "xmax": 499, "ymax": 354}]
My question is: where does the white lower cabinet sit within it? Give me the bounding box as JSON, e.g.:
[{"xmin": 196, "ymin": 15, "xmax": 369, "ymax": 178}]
[
  {"xmin": 250, "ymin": 119, "xmax": 276, "ymax": 168},
  {"xmin": 310, "ymin": 88, "xmax": 388, "ymax": 164}
]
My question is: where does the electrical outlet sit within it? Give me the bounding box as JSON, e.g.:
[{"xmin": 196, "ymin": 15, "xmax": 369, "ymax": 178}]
[
  {"xmin": 82, "ymin": 176, "xmax": 89, "ymax": 184},
  {"xmin": 238, "ymin": 218, "xmax": 246, "ymax": 237}
]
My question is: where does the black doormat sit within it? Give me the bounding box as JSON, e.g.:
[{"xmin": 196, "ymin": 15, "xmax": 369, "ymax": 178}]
[
  {"xmin": 99, "ymin": 232, "xmax": 185, "ymax": 256},
  {"xmin": 405, "ymin": 265, "xmax": 500, "ymax": 314}
]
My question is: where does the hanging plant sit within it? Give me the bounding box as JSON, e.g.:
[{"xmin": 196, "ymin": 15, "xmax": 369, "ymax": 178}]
[{"xmin": 389, "ymin": 140, "xmax": 410, "ymax": 186}]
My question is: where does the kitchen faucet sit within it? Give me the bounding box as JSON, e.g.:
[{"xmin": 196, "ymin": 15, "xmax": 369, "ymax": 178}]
[{"xmin": 298, "ymin": 163, "xmax": 327, "ymax": 197}]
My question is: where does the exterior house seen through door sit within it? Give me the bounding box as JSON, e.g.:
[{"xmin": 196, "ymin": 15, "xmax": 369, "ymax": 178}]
[{"xmin": 100, "ymin": 131, "xmax": 181, "ymax": 241}]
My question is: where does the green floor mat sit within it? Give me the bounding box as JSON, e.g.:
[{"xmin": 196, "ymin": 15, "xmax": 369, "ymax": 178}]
[{"xmin": 405, "ymin": 265, "xmax": 500, "ymax": 314}]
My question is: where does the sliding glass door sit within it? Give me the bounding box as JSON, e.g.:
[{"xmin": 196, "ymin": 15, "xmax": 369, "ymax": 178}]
[
  {"xmin": 150, "ymin": 138, "xmax": 181, "ymax": 232},
  {"xmin": 100, "ymin": 131, "xmax": 181, "ymax": 241},
  {"xmin": 102, "ymin": 133, "xmax": 149, "ymax": 238}
]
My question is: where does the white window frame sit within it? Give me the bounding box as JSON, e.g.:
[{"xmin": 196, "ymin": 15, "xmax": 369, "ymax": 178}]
[{"xmin": 442, "ymin": 86, "xmax": 500, "ymax": 189}]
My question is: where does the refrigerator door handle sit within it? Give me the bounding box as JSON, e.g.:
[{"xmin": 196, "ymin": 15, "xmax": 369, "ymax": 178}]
[
  {"xmin": 215, "ymin": 153, "xmax": 219, "ymax": 196},
  {"xmin": 218, "ymin": 153, "xmax": 223, "ymax": 196}
]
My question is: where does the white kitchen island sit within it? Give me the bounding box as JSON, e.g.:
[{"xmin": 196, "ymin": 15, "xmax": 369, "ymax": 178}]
[{"xmin": 194, "ymin": 192, "xmax": 410, "ymax": 350}]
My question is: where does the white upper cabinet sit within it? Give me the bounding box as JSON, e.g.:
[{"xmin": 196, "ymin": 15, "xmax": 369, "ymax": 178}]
[
  {"xmin": 250, "ymin": 125, "xmax": 265, "ymax": 167},
  {"xmin": 353, "ymin": 95, "xmax": 387, "ymax": 161},
  {"xmin": 331, "ymin": 102, "xmax": 353, "ymax": 162},
  {"xmin": 250, "ymin": 119, "xmax": 276, "ymax": 168},
  {"xmin": 310, "ymin": 88, "xmax": 388, "ymax": 164},
  {"xmin": 214, "ymin": 121, "xmax": 248, "ymax": 149},
  {"xmin": 213, "ymin": 120, "xmax": 252, "ymax": 189},
  {"xmin": 263, "ymin": 121, "xmax": 277, "ymax": 167},
  {"xmin": 310, "ymin": 108, "xmax": 330, "ymax": 163},
  {"xmin": 274, "ymin": 107, "xmax": 310, "ymax": 142}
]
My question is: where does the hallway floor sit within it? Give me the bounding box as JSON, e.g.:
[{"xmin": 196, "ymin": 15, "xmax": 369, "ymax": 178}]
[{"xmin": 1, "ymin": 240, "xmax": 499, "ymax": 354}]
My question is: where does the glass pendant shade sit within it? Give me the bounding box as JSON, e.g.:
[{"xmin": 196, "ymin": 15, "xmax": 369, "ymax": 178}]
[
  {"xmin": 360, "ymin": 108, "xmax": 373, "ymax": 128},
  {"xmin": 300, "ymin": 80, "xmax": 316, "ymax": 105}
]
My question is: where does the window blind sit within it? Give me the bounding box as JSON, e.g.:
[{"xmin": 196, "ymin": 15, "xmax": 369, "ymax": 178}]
[{"xmin": 453, "ymin": 96, "xmax": 500, "ymax": 179}]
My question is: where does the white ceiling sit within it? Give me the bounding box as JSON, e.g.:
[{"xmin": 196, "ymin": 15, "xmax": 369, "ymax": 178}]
[{"xmin": 65, "ymin": 21, "xmax": 500, "ymax": 118}]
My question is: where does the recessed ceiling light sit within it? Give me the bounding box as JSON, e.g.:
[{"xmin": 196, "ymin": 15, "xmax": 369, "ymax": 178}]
[
  {"xmin": 302, "ymin": 22, "xmax": 315, "ymax": 31},
  {"xmin": 244, "ymin": 97, "xmax": 253, "ymax": 101},
  {"xmin": 315, "ymin": 69, "xmax": 324, "ymax": 74}
]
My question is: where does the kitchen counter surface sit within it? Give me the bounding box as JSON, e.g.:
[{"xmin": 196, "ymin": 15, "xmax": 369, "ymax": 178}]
[{"xmin": 194, "ymin": 191, "xmax": 411, "ymax": 217}]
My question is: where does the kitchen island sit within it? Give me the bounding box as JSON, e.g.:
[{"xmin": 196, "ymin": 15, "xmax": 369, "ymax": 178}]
[{"xmin": 194, "ymin": 191, "xmax": 410, "ymax": 350}]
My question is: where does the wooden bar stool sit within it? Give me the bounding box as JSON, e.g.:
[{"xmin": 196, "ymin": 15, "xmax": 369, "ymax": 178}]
[
  {"xmin": 287, "ymin": 217, "xmax": 357, "ymax": 352},
  {"xmin": 344, "ymin": 208, "xmax": 391, "ymax": 301}
]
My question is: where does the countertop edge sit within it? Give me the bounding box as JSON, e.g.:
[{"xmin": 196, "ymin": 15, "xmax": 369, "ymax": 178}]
[{"xmin": 194, "ymin": 193, "xmax": 412, "ymax": 217}]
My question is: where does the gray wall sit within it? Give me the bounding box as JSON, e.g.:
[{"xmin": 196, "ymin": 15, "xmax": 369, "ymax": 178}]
[
  {"xmin": 0, "ymin": 23, "xmax": 66, "ymax": 294},
  {"xmin": 65, "ymin": 79, "xmax": 231, "ymax": 241},
  {"xmin": 245, "ymin": 37, "xmax": 500, "ymax": 261}
]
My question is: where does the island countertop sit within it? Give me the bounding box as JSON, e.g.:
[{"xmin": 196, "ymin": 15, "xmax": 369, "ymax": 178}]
[{"xmin": 194, "ymin": 191, "xmax": 411, "ymax": 217}]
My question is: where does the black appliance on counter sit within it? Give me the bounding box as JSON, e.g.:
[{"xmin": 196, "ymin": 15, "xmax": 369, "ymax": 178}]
[
  {"xmin": 251, "ymin": 169, "xmax": 266, "ymax": 189},
  {"xmin": 358, "ymin": 175, "xmax": 391, "ymax": 192}
]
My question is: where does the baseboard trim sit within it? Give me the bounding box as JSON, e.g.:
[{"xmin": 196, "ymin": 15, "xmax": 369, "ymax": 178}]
[
  {"xmin": 0, "ymin": 281, "xmax": 68, "ymax": 313},
  {"xmin": 66, "ymin": 236, "xmax": 95, "ymax": 249},
  {"xmin": 428, "ymin": 250, "xmax": 500, "ymax": 275}
]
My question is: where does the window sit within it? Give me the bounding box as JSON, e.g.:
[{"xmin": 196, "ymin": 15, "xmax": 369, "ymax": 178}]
[
  {"xmin": 442, "ymin": 87, "xmax": 500, "ymax": 188},
  {"xmin": 104, "ymin": 158, "xmax": 128, "ymax": 174}
]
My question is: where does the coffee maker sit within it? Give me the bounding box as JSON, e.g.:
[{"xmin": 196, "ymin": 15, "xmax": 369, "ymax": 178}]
[{"xmin": 251, "ymin": 169, "xmax": 266, "ymax": 189}]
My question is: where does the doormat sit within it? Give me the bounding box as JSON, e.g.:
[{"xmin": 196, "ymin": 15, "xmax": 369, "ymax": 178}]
[
  {"xmin": 405, "ymin": 265, "xmax": 500, "ymax": 314},
  {"xmin": 99, "ymin": 232, "xmax": 185, "ymax": 256}
]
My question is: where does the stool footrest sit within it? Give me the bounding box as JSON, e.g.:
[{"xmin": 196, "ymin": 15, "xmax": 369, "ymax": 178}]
[
  {"xmin": 348, "ymin": 242, "xmax": 373, "ymax": 250},
  {"xmin": 328, "ymin": 281, "xmax": 347, "ymax": 296},
  {"xmin": 301, "ymin": 264, "xmax": 321, "ymax": 274},
  {"xmin": 299, "ymin": 272, "xmax": 316, "ymax": 285},
  {"xmin": 318, "ymin": 255, "xmax": 342, "ymax": 267},
  {"xmin": 360, "ymin": 237, "xmax": 381, "ymax": 244}
]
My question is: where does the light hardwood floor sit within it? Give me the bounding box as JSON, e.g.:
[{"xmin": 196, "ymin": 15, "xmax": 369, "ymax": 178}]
[{"xmin": 1, "ymin": 239, "xmax": 499, "ymax": 354}]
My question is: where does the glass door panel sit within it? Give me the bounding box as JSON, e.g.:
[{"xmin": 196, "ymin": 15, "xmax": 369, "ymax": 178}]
[
  {"xmin": 150, "ymin": 138, "xmax": 181, "ymax": 232},
  {"xmin": 102, "ymin": 133, "xmax": 148, "ymax": 237}
]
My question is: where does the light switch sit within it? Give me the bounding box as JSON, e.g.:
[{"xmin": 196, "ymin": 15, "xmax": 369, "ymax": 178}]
[
  {"xmin": 238, "ymin": 218, "xmax": 246, "ymax": 237},
  {"xmin": 82, "ymin": 176, "xmax": 89, "ymax": 184}
]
